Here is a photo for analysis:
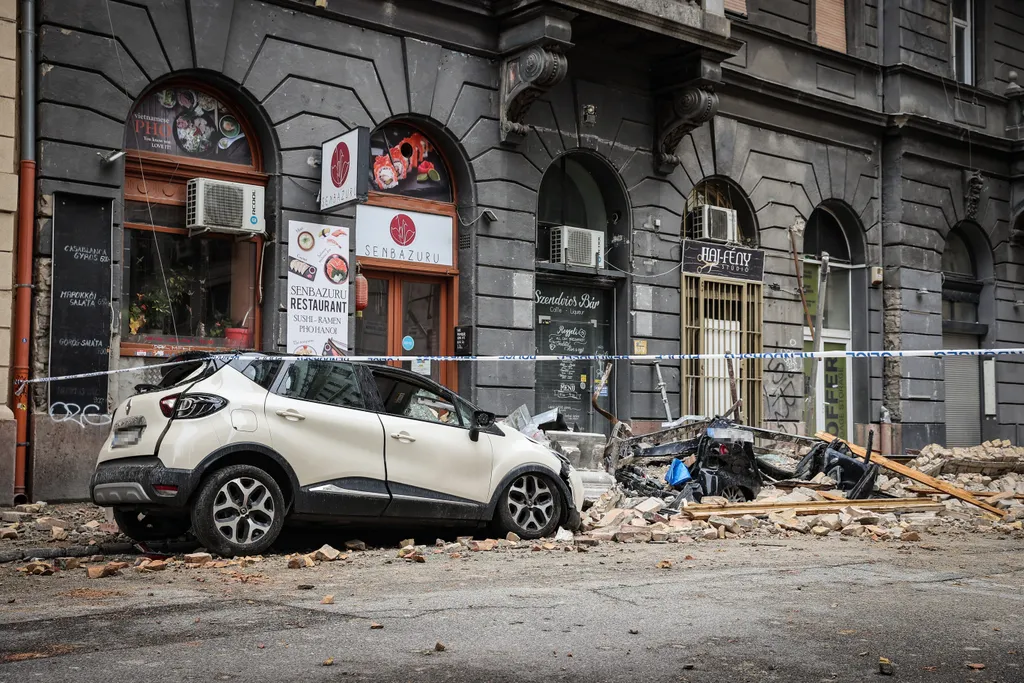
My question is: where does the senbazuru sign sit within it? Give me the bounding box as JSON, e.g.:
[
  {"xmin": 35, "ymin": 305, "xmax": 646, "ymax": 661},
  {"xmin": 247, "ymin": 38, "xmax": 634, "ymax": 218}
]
[
  {"xmin": 355, "ymin": 204, "xmax": 453, "ymax": 267},
  {"xmin": 286, "ymin": 220, "xmax": 350, "ymax": 356},
  {"xmin": 320, "ymin": 127, "xmax": 369, "ymax": 211}
]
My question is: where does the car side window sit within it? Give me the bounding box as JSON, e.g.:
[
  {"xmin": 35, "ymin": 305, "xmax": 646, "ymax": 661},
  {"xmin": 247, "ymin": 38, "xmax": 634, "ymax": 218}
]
[
  {"xmin": 372, "ymin": 373, "xmax": 461, "ymax": 427},
  {"xmin": 229, "ymin": 358, "xmax": 283, "ymax": 389},
  {"xmin": 278, "ymin": 360, "xmax": 364, "ymax": 409}
]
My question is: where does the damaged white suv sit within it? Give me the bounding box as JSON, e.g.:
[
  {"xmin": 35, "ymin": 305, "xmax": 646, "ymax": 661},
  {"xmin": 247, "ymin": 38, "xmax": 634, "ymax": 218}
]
[{"xmin": 91, "ymin": 354, "xmax": 583, "ymax": 556}]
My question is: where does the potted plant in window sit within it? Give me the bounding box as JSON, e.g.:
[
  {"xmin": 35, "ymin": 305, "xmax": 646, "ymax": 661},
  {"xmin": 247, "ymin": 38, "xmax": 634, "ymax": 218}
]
[{"xmin": 224, "ymin": 308, "xmax": 253, "ymax": 348}]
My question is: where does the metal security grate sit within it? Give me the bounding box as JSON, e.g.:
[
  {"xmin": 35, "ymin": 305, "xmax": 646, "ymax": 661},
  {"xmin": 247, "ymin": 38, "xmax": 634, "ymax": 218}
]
[
  {"xmin": 681, "ymin": 275, "xmax": 763, "ymax": 426},
  {"xmin": 203, "ymin": 183, "xmax": 244, "ymax": 228}
]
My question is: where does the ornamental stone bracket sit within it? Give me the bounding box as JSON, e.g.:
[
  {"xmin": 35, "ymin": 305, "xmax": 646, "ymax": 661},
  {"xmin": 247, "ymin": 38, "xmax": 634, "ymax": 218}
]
[
  {"xmin": 497, "ymin": 5, "xmax": 574, "ymax": 146},
  {"xmin": 653, "ymin": 52, "xmax": 725, "ymax": 175},
  {"xmin": 500, "ymin": 45, "xmax": 569, "ymax": 145}
]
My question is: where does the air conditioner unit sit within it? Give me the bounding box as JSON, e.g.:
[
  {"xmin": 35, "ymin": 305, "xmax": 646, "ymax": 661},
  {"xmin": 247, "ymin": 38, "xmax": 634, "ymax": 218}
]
[
  {"xmin": 550, "ymin": 226, "xmax": 605, "ymax": 268},
  {"xmin": 690, "ymin": 204, "xmax": 738, "ymax": 243},
  {"xmin": 186, "ymin": 178, "xmax": 265, "ymax": 235}
]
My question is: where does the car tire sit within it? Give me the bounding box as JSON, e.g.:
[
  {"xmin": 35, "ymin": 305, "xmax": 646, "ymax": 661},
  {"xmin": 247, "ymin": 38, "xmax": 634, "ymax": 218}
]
[
  {"xmin": 112, "ymin": 509, "xmax": 191, "ymax": 542},
  {"xmin": 496, "ymin": 471, "xmax": 564, "ymax": 540},
  {"xmin": 191, "ymin": 464, "xmax": 286, "ymax": 557}
]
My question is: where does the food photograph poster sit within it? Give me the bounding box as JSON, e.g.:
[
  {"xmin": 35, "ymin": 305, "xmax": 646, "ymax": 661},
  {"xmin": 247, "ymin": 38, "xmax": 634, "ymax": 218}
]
[{"xmin": 286, "ymin": 221, "xmax": 351, "ymax": 356}]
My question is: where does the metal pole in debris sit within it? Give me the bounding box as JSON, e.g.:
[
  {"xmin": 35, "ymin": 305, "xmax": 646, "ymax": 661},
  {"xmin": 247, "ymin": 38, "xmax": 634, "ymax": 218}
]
[
  {"xmin": 809, "ymin": 251, "xmax": 830, "ymax": 431},
  {"xmin": 725, "ymin": 354, "xmax": 741, "ymax": 422},
  {"xmin": 653, "ymin": 361, "xmax": 673, "ymax": 423}
]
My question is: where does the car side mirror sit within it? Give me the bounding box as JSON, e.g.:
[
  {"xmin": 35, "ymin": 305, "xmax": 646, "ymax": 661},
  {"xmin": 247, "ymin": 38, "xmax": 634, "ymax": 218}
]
[{"xmin": 469, "ymin": 410, "xmax": 496, "ymax": 442}]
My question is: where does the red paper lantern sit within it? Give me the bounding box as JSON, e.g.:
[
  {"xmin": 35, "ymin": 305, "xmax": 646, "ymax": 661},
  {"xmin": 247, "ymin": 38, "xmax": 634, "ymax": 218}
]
[{"xmin": 354, "ymin": 269, "xmax": 369, "ymax": 318}]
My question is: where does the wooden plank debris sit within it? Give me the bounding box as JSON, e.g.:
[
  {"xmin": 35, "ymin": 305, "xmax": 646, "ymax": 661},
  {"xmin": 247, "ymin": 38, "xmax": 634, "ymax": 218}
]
[
  {"xmin": 680, "ymin": 497, "xmax": 943, "ymax": 520},
  {"xmin": 816, "ymin": 432, "xmax": 1007, "ymax": 518}
]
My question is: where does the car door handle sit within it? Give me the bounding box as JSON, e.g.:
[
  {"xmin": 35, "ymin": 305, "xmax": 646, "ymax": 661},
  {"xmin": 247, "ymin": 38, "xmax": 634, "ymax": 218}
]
[
  {"xmin": 390, "ymin": 431, "xmax": 416, "ymax": 443},
  {"xmin": 276, "ymin": 409, "xmax": 306, "ymax": 421}
]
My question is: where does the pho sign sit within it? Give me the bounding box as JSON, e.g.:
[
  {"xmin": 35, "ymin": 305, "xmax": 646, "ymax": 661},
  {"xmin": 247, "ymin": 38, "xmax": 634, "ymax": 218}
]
[
  {"xmin": 682, "ymin": 239, "xmax": 764, "ymax": 282},
  {"xmin": 320, "ymin": 127, "xmax": 369, "ymax": 211}
]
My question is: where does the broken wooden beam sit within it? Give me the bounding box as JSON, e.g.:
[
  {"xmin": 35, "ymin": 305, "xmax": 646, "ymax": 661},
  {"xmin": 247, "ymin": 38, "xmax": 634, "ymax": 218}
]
[
  {"xmin": 905, "ymin": 485, "xmax": 1024, "ymax": 501},
  {"xmin": 680, "ymin": 497, "xmax": 944, "ymax": 520},
  {"xmin": 815, "ymin": 432, "xmax": 1006, "ymax": 518}
]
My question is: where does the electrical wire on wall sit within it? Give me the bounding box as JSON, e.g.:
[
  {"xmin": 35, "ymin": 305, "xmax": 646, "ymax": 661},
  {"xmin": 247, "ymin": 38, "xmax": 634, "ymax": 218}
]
[{"xmin": 106, "ymin": 0, "xmax": 180, "ymax": 342}]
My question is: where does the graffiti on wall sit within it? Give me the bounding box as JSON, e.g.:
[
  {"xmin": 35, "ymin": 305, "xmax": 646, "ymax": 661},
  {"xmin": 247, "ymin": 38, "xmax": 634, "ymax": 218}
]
[{"xmin": 48, "ymin": 402, "xmax": 112, "ymax": 429}]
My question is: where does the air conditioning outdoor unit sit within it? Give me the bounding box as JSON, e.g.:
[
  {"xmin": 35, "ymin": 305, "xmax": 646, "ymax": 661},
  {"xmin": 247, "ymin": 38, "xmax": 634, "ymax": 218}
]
[
  {"xmin": 186, "ymin": 178, "xmax": 266, "ymax": 235},
  {"xmin": 549, "ymin": 226, "xmax": 605, "ymax": 268},
  {"xmin": 690, "ymin": 204, "xmax": 738, "ymax": 243}
]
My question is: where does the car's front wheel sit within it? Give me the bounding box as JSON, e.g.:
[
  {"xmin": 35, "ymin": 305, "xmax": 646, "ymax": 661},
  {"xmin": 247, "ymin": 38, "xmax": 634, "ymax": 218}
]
[
  {"xmin": 191, "ymin": 465, "xmax": 285, "ymax": 557},
  {"xmin": 497, "ymin": 472, "xmax": 564, "ymax": 540}
]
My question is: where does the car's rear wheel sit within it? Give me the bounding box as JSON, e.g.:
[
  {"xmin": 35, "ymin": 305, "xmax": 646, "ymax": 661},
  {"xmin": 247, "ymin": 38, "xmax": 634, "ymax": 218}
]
[
  {"xmin": 497, "ymin": 472, "xmax": 564, "ymax": 540},
  {"xmin": 112, "ymin": 508, "xmax": 191, "ymax": 542},
  {"xmin": 191, "ymin": 465, "xmax": 285, "ymax": 557}
]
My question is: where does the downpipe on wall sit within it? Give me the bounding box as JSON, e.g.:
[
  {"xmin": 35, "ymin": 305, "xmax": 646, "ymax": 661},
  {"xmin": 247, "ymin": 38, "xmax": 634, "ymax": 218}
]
[{"xmin": 12, "ymin": 0, "xmax": 36, "ymax": 504}]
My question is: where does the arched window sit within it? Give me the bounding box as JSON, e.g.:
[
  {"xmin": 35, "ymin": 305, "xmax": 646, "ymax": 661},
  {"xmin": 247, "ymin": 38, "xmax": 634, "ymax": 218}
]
[
  {"xmin": 684, "ymin": 178, "xmax": 758, "ymax": 246},
  {"xmin": 941, "ymin": 226, "xmax": 989, "ymax": 447},
  {"xmin": 356, "ymin": 122, "xmax": 458, "ymax": 386},
  {"xmin": 368, "ymin": 122, "xmax": 453, "ymax": 203},
  {"xmin": 801, "ymin": 203, "xmax": 863, "ymax": 439},
  {"xmin": 122, "ymin": 83, "xmax": 265, "ymax": 356},
  {"xmin": 534, "ymin": 152, "xmax": 628, "ymax": 433}
]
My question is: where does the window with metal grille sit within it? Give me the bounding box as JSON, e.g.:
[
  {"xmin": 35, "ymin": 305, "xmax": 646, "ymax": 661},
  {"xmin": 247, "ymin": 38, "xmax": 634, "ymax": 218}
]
[{"xmin": 681, "ymin": 275, "xmax": 763, "ymax": 426}]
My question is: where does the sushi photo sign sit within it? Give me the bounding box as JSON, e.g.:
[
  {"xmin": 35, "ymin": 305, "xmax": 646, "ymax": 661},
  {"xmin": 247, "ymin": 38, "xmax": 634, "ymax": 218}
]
[
  {"xmin": 286, "ymin": 220, "xmax": 351, "ymax": 356},
  {"xmin": 320, "ymin": 127, "xmax": 370, "ymax": 211}
]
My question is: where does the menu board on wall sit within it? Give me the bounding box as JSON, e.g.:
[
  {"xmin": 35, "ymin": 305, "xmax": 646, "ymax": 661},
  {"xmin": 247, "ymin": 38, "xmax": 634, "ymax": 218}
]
[
  {"xmin": 286, "ymin": 221, "xmax": 350, "ymax": 356},
  {"xmin": 534, "ymin": 286, "xmax": 612, "ymax": 434},
  {"xmin": 49, "ymin": 194, "xmax": 113, "ymax": 413}
]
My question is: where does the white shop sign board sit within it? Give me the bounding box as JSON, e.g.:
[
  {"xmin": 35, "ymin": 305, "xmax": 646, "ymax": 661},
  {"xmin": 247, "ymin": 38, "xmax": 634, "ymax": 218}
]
[{"xmin": 355, "ymin": 205, "xmax": 453, "ymax": 267}]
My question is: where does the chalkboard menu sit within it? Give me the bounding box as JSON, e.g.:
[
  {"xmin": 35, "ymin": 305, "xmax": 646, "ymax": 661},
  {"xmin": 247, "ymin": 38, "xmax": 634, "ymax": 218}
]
[
  {"xmin": 535, "ymin": 285, "xmax": 612, "ymax": 433},
  {"xmin": 49, "ymin": 194, "xmax": 113, "ymax": 413}
]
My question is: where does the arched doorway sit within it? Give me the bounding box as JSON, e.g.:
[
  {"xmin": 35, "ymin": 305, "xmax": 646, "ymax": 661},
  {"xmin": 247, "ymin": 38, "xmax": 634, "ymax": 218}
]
[
  {"xmin": 534, "ymin": 152, "xmax": 629, "ymax": 433},
  {"xmin": 941, "ymin": 226, "xmax": 993, "ymax": 447},
  {"xmin": 354, "ymin": 122, "xmax": 458, "ymax": 388},
  {"xmin": 800, "ymin": 201, "xmax": 867, "ymax": 439},
  {"xmin": 680, "ymin": 177, "xmax": 763, "ymax": 427},
  {"xmin": 122, "ymin": 82, "xmax": 266, "ymax": 356}
]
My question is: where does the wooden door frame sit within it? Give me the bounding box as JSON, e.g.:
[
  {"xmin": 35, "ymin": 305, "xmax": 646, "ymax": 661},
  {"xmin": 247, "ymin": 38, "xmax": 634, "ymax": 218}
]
[{"xmin": 360, "ymin": 269, "xmax": 457, "ymax": 389}]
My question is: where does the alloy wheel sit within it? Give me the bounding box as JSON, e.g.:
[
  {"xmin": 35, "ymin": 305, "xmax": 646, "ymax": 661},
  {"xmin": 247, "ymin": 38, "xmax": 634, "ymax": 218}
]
[
  {"xmin": 212, "ymin": 477, "xmax": 275, "ymax": 545},
  {"xmin": 720, "ymin": 485, "xmax": 747, "ymax": 503},
  {"xmin": 506, "ymin": 474, "xmax": 555, "ymax": 532}
]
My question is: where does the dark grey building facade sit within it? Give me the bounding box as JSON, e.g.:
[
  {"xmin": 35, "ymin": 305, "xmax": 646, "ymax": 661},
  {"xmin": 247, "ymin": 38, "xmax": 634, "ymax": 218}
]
[{"xmin": 17, "ymin": 0, "xmax": 1024, "ymax": 500}]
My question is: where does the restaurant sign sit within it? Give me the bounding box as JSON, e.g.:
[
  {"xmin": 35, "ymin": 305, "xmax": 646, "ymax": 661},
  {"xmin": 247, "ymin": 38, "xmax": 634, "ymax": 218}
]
[{"xmin": 682, "ymin": 239, "xmax": 764, "ymax": 282}]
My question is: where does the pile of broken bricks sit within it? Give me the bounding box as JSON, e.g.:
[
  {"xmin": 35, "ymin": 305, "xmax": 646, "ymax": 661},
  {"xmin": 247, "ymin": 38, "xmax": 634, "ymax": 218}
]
[{"xmin": 573, "ymin": 485, "xmax": 1024, "ymax": 545}]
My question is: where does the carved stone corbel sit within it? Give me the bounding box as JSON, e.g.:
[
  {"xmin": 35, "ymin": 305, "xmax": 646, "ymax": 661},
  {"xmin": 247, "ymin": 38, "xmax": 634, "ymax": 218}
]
[
  {"xmin": 654, "ymin": 85, "xmax": 719, "ymax": 175},
  {"xmin": 963, "ymin": 169, "xmax": 984, "ymax": 222},
  {"xmin": 500, "ymin": 45, "xmax": 568, "ymax": 146}
]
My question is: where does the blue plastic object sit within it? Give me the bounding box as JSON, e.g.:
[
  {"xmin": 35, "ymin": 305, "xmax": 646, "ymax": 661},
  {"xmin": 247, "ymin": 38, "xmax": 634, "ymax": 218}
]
[{"xmin": 665, "ymin": 458, "xmax": 692, "ymax": 487}]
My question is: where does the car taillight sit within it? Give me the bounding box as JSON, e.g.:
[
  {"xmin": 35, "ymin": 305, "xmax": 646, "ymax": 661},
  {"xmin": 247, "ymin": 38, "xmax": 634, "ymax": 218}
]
[
  {"xmin": 160, "ymin": 393, "xmax": 227, "ymax": 419},
  {"xmin": 159, "ymin": 394, "xmax": 179, "ymax": 417}
]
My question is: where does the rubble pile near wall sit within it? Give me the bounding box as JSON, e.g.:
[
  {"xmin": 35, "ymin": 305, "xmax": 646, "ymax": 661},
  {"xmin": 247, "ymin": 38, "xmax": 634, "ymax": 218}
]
[
  {"xmin": 906, "ymin": 440, "xmax": 1024, "ymax": 477},
  {"xmin": 572, "ymin": 485, "xmax": 1023, "ymax": 545},
  {"xmin": 0, "ymin": 502, "xmax": 124, "ymax": 549}
]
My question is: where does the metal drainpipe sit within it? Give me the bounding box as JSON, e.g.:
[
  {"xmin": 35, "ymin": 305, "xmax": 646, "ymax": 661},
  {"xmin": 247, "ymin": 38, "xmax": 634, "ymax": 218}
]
[{"xmin": 12, "ymin": 0, "xmax": 36, "ymax": 504}]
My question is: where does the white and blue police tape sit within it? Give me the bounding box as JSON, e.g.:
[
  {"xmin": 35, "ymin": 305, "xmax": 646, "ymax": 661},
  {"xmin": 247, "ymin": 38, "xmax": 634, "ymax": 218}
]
[{"xmin": 13, "ymin": 347, "xmax": 1024, "ymax": 389}]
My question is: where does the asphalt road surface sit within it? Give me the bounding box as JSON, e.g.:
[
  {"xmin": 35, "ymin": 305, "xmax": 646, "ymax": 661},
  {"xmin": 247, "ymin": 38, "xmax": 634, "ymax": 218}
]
[{"xmin": 1, "ymin": 534, "xmax": 1022, "ymax": 682}]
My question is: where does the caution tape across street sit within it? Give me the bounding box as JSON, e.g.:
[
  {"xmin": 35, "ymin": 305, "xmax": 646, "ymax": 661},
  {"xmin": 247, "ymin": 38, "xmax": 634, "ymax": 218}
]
[{"xmin": 13, "ymin": 347, "xmax": 1024, "ymax": 388}]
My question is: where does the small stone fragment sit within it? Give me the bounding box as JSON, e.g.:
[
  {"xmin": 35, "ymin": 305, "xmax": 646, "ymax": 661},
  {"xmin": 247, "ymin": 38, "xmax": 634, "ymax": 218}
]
[
  {"xmin": 0, "ymin": 527, "xmax": 18, "ymax": 540},
  {"xmin": 901, "ymin": 531, "xmax": 921, "ymax": 541},
  {"xmin": 344, "ymin": 539, "xmax": 367, "ymax": 551},
  {"xmin": 370, "ymin": 622, "xmax": 383, "ymax": 630},
  {"xmin": 399, "ymin": 538, "xmax": 415, "ymax": 549},
  {"xmin": 505, "ymin": 531, "xmax": 521, "ymax": 543},
  {"xmin": 811, "ymin": 526, "xmax": 831, "ymax": 537},
  {"xmin": 966, "ymin": 662, "xmax": 985, "ymax": 670},
  {"xmin": 554, "ymin": 528, "xmax": 574, "ymax": 542},
  {"xmin": 435, "ymin": 642, "xmax": 446, "ymax": 652},
  {"xmin": 20, "ymin": 561, "xmax": 54, "ymax": 576},
  {"xmin": 879, "ymin": 657, "xmax": 895, "ymax": 676},
  {"xmin": 321, "ymin": 595, "xmax": 335, "ymax": 605},
  {"xmin": 312, "ymin": 545, "xmax": 342, "ymax": 562},
  {"xmin": 701, "ymin": 527, "xmax": 719, "ymax": 540},
  {"xmin": 656, "ymin": 559, "xmax": 672, "ymax": 569},
  {"xmin": 470, "ymin": 539, "xmax": 497, "ymax": 552},
  {"xmin": 50, "ymin": 526, "xmax": 68, "ymax": 541},
  {"xmin": 184, "ymin": 552, "xmax": 213, "ymax": 566},
  {"xmin": 322, "ymin": 658, "xmax": 334, "ymax": 667}
]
